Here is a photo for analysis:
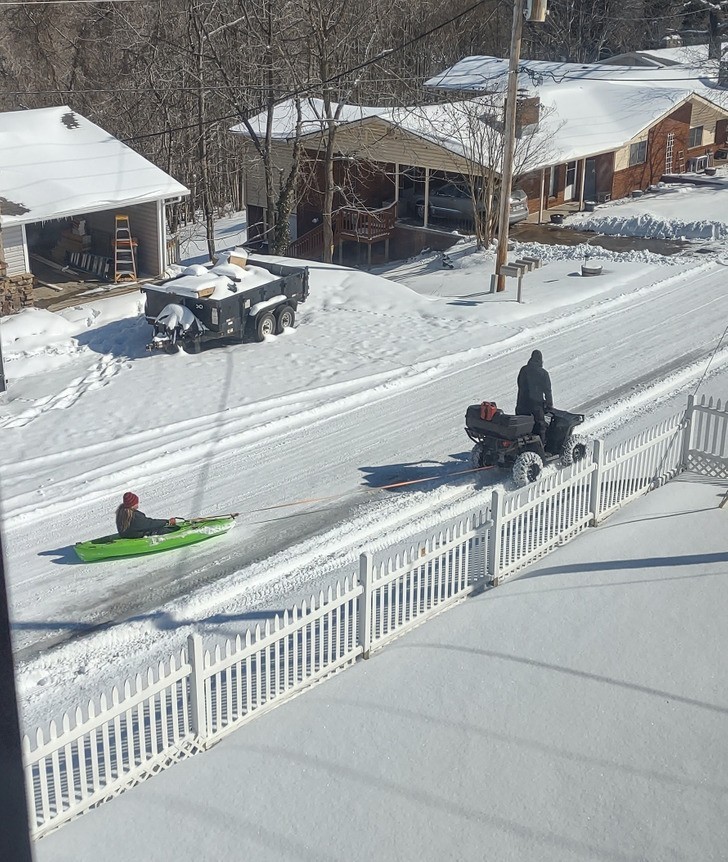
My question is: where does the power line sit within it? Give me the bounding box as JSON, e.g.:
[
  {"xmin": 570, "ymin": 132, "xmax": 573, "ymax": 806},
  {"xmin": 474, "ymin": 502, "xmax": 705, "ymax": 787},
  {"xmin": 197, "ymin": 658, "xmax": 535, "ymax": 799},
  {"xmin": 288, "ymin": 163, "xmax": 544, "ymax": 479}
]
[
  {"xmin": 0, "ymin": 76, "xmax": 428, "ymax": 96},
  {"xmin": 0, "ymin": 0, "xmax": 149, "ymax": 5}
]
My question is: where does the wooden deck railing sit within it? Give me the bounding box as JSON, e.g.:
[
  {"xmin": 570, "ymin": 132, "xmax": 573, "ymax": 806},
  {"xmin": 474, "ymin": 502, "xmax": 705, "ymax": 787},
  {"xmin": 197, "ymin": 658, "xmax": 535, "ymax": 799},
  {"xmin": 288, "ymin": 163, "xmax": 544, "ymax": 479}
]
[
  {"xmin": 286, "ymin": 202, "xmax": 398, "ymax": 260},
  {"xmin": 286, "ymin": 223, "xmax": 325, "ymax": 260},
  {"xmin": 336, "ymin": 202, "xmax": 397, "ymax": 242}
]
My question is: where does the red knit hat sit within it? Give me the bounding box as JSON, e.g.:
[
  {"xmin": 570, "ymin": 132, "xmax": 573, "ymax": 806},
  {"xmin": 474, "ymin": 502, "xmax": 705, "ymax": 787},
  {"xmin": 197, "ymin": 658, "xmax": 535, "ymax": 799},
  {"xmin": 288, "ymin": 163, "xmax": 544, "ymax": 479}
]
[{"xmin": 123, "ymin": 492, "xmax": 139, "ymax": 508}]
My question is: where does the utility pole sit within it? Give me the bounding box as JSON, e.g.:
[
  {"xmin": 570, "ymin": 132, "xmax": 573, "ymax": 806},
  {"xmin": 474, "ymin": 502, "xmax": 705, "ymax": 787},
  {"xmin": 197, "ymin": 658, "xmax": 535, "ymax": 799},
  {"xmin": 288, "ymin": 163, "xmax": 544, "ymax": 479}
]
[{"xmin": 494, "ymin": 0, "xmax": 548, "ymax": 292}]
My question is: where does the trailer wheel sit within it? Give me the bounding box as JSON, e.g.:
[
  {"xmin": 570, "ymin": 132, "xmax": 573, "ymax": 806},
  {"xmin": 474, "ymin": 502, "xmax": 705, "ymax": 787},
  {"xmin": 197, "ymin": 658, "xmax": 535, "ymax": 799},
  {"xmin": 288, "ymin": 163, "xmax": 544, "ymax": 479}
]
[
  {"xmin": 254, "ymin": 311, "xmax": 276, "ymax": 342},
  {"xmin": 186, "ymin": 336, "xmax": 202, "ymax": 354},
  {"xmin": 164, "ymin": 342, "xmax": 179, "ymax": 355},
  {"xmin": 275, "ymin": 304, "xmax": 295, "ymax": 333},
  {"xmin": 512, "ymin": 451, "xmax": 543, "ymax": 487}
]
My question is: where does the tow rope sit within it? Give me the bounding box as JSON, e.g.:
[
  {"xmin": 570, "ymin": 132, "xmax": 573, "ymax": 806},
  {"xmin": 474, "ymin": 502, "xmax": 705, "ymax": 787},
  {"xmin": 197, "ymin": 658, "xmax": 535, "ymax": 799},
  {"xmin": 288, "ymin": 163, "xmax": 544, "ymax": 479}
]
[{"xmin": 251, "ymin": 464, "xmax": 495, "ymax": 513}]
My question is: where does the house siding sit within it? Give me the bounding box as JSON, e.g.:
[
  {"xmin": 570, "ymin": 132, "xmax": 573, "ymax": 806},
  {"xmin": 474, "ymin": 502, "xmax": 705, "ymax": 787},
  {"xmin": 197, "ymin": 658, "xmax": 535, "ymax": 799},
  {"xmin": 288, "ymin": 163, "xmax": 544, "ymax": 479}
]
[
  {"xmin": 243, "ymin": 140, "xmax": 296, "ymax": 210},
  {"xmin": 294, "ymin": 155, "xmax": 397, "ymax": 234},
  {"xmin": 688, "ymin": 98, "xmax": 721, "ymax": 146},
  {"xmin": 330, "ymin": 119, "xmax": 476, "ymax": 174},
  {"xmin": 2, "ymin": 224, "xmax": 28, "ymax": 276},
  {"xmin": 612, "ymin": 103, "xmax": 692, "ymax": 198}
]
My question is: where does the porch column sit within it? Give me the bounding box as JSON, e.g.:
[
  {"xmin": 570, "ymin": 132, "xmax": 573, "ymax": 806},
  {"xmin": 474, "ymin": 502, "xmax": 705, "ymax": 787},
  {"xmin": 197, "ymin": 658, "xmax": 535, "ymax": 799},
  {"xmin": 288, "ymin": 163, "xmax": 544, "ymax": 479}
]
[
  {"xmin": 394, "ymin": 163, "xmax": 400, "ymax": 206},
  {"xmin": 578, "ymin": 158, "xmax": 587, "ymax": 210},
  {"xmin": 424, "ymin": 167, "xmax": 430, "ymax": 229},
  {"xmin": 538, "ymin": 168, "xmax": 545, "ymax": 224}
]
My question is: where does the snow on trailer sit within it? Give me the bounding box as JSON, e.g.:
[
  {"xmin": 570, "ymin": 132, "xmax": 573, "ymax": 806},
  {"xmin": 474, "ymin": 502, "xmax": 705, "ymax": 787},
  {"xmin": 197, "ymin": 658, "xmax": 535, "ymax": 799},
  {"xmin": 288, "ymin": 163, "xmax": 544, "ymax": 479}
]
[{"xmin": 142, "ymin": 248, "xmax": 309, "ymax": 353}]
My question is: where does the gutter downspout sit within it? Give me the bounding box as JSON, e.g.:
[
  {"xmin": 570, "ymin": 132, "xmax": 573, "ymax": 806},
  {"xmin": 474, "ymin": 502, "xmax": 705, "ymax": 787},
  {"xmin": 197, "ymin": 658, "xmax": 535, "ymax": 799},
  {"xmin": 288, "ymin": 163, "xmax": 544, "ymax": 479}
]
[{"xmin": 423, "ymin": 167, "xmax": 430, "ymax": 229}]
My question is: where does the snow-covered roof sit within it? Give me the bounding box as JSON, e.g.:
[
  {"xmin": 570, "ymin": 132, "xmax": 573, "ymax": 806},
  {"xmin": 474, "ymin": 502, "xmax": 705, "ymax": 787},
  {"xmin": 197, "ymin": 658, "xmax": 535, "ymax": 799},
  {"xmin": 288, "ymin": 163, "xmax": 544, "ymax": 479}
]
[
  {"xmin": 230, "ymin": 99, "xmax": 383, "ymax": 141},
  {"xmin": 0, "ymin": 106, "xmax": 189, "ymax": 227},
  {"xmin": 423, "ymin": 56, "xmax": 728, "ymax": 167},
  {"xmin": 232, "ymin": 97, "xmax": 510, "ymax": 169},
  {"xmin": 233, "ymin": 64, "xmax": 728, "ymax": 176},
  {"xmin": 605, "ymin": 41, "xmax": 728, "ymax": 68}
]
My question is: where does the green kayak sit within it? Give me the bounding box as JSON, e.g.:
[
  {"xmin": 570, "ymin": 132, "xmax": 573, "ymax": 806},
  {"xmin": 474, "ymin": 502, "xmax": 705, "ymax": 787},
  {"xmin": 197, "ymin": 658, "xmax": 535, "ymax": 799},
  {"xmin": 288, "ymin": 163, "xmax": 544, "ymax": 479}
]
[{"xmin": 74, "ymin": 515, "xmax": 237, "ymax": 563}]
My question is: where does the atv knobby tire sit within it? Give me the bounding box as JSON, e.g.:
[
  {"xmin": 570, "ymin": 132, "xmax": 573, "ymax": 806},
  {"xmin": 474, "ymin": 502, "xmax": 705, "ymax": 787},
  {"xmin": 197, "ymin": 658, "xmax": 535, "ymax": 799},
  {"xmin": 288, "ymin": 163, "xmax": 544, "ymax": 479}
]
[
  {"xmin": 470, "ymin": 442, "xmax": 486, "ymax": 470},
  {"xmin": 512, "ymin": 451, "xmax": 544, "ymax": 487},
  {"xmin": 560, "ymin": 434, "xmax": 590, "ymax": 466}
]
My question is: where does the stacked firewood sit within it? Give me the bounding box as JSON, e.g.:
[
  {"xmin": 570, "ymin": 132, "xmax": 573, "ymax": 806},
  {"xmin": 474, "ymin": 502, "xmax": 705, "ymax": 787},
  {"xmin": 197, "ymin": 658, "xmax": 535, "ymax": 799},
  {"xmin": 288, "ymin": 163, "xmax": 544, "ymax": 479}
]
[{"xmin": 0, "ymin": 272, "xmax": 35, "ymax": 315}]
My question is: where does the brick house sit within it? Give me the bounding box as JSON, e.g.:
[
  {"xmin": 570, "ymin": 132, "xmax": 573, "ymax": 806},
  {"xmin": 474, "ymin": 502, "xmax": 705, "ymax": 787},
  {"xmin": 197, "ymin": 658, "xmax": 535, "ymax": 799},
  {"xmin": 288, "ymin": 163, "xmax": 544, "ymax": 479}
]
[
  {"xmin": 425, "ymin": 56, "xmax": 728, "ymax": 215},
  {"xmin": 234, "ymin": 58, "xmax": 728, "ymax": 261}
]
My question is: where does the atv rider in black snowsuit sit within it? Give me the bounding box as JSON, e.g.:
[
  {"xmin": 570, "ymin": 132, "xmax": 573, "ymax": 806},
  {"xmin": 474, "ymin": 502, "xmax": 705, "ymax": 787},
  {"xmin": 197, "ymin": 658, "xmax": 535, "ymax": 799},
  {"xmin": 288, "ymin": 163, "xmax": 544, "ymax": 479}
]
[{"xmin": 516, "ymin": 349, "xmax": 553, "ymax": 443}]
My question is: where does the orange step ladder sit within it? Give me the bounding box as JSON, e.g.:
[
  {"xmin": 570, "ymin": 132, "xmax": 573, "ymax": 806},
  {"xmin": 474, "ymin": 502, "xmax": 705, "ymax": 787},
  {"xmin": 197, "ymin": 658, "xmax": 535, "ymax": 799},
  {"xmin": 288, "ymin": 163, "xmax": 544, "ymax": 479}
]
[{"xmin": 113, "ymin": 214, "xmax": 137, "ymax": 283}]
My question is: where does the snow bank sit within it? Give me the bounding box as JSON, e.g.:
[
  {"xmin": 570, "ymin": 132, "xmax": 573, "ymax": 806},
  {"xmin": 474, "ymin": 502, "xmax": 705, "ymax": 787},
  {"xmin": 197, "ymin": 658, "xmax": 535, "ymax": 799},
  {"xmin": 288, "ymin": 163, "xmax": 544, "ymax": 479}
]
[
  {"xmin": 0, "ymin": 307, "xmax": 76, "ymax": 354},
  {"xmin": 570, "ymin": 212, "xmax": 728, "ymax": 241},
  {"xmin": 566, "ymin": 183, "xmax": 728, "ymax": 241}
]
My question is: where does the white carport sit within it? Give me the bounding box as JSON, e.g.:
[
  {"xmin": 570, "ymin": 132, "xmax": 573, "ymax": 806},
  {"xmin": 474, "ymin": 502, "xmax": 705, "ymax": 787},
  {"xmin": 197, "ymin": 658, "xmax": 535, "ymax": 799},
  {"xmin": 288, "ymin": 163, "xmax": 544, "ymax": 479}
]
[{"xmin": 0, "ymin": 106, "xmax": 189, "ymax": 282}]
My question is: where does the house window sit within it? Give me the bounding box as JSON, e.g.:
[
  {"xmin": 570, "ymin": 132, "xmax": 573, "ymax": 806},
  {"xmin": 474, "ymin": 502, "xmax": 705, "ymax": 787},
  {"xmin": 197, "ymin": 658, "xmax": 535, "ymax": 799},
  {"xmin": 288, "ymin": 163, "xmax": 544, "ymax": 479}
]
[
  {"xmin": 688, "ymin": 126, "xmax": 703, "ymax": 148},
  {"xmin": 629, "ymin": 140, "xmax": 647, "ymax": 166}
]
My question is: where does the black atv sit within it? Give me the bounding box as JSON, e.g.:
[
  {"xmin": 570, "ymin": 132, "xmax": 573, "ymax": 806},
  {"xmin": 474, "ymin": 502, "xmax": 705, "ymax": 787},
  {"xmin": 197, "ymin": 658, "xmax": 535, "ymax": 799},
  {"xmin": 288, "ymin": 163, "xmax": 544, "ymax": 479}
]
[{"xmin": 465, "ymin": 403, "xmax": 589, "ymax": 487}]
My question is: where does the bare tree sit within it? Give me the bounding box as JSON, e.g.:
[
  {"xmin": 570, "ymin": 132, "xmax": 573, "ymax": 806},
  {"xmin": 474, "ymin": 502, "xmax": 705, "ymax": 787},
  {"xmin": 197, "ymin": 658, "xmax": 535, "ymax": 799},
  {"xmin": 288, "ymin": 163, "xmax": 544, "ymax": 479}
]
[{"xmin": 403, "ymin": 94, "xmax": 557, "ymax": 246}]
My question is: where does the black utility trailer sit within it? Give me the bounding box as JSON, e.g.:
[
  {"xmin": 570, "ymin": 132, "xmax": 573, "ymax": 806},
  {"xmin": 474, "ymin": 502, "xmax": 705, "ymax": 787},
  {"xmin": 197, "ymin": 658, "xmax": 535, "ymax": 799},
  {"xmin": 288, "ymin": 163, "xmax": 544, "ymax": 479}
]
[{"xmin": 142, "ymin": 256, "xmax": 309, "ymax": 353}]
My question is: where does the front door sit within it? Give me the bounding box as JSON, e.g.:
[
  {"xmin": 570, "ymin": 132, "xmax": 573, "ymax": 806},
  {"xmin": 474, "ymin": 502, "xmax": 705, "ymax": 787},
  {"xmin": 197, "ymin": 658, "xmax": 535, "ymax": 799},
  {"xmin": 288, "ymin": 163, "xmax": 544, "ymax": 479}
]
[
  {"xmin": 584, "ymin": 159, "xmax": 597, "ymax": 201},
  {"xmin": 564, "ymin": 161, "xmax": 577, "ymax": 201}
]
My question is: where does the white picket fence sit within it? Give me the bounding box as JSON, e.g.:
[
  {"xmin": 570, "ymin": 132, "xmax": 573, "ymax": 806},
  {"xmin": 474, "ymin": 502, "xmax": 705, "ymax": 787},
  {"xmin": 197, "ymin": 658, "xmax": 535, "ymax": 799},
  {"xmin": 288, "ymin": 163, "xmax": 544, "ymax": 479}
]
[{"xmin": 24, "ymin": 395, "xmax": 722, "ymax": 839}]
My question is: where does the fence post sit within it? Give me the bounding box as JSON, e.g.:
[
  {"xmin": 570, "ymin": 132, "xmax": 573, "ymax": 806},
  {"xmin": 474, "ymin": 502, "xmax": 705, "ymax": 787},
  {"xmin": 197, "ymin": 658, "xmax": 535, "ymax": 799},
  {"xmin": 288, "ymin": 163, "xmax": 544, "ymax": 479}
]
[
  {"xmin": 187, "ymin": 633, "xmax": 208, "ymax": 742},
  {"xmin": 487, "ymin": 489, "xmax": 502, "ymax": 586},
  {"xmin": 358, "ymin": 553, "xmax": 373, "ymax": 659},
  {"xmin": 589, "ymin": 438, "xmax": 604, "ymax": 526},
  {"xmin": 680, "ymin": 393, "xmax": 695, "ymax": 470}
]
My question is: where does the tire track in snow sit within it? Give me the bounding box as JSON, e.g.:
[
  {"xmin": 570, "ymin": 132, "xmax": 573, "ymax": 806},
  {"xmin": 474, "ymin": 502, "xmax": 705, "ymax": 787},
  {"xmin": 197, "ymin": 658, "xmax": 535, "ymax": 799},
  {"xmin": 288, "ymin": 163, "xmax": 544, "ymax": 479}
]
[
  {"xmin": 1, "ymin": 259, "xmax": 718, "ymax": 529},
  {"xmin": 15, "ymin": 335, "xmax": 728, "ymax": 667}
]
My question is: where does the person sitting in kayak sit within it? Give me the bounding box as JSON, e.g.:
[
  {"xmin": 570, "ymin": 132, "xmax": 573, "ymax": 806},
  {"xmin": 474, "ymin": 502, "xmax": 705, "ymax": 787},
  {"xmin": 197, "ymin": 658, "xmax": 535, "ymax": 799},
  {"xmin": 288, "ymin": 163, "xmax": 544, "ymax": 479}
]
[{"xmin": 115, "ymin": 492, "xmax": 177, "ymax": 539}]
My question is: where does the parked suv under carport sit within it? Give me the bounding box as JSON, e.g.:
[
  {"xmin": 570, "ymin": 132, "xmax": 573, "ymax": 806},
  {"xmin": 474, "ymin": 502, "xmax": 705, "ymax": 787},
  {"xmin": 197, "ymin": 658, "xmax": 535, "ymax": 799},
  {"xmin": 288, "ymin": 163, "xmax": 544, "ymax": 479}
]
[{"xmin": 413, "ymin": 183, "xmax": 529, "ymax": 226}]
